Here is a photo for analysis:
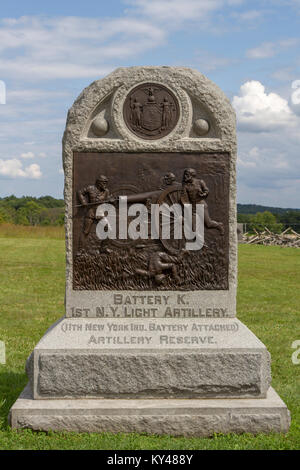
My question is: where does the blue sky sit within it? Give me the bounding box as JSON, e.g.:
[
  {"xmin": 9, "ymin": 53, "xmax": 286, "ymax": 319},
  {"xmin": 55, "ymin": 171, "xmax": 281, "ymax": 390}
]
[{"xmin": 0, "ymin": 0, "xmax": 300, "ymax": 207}]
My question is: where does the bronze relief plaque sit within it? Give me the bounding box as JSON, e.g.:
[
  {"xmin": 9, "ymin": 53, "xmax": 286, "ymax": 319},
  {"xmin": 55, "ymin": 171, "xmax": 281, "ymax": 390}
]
[
  {"xmin": 73, "ymin": 152, "xmax": 229, "ymax": 291},
  {"xmin": 123, "ymin": 83, "xmax": 180, "ymax": 139}
]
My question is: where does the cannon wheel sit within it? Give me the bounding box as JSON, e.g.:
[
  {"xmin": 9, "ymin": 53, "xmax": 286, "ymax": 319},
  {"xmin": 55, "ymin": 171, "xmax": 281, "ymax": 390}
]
[{"xmin": 154, "ymin": 185, "xmax": 185, "ymax": 255}]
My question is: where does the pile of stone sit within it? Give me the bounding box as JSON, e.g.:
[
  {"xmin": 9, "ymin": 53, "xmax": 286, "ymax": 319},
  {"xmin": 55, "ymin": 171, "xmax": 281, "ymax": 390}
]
[{"xmin": 244, "ymin": 227, "xmax": 300, "ymax": 248}]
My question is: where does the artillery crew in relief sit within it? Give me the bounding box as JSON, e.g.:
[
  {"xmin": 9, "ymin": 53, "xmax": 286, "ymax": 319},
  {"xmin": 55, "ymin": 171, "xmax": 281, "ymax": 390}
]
[
  {"xmin": 77, "ymin": 168, "xmax": 224, "ymax": 242},
  {"xmin": 75, "ymin": 164, "xmax": 226, "ymax": 289},
  {"xmin": 181, "ymin": 168, "xmax": 224, "ymax": 235},
  {"xmin": 77, "ymin": 175, "xmax": 112, "ymax": 237}
]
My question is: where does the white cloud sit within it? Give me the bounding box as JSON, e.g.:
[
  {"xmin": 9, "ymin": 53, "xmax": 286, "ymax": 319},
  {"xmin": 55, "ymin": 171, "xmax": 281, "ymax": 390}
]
[
  {"xmin": 246, "ymin": 42, "xmax": 276, "ymax": 59},
  {"xmin": 0, "ymin": 159, "xmax": 42, "ymax": 179},
  {"xmin": 237, "ymin": 10, "xmax": 262, "ymax": 20},
  {"xmin": 232, "ymin": 80, "xmax": 298, "ymax": 132},
  {"xmin": 0, "ymin": 118, "xmax": 65, "ymax": 142},
  {"xmin": 272, "ymin": 67, "xmax": 296, "ymax": 82},
  {"xmin": 279, "ymin": 37, "xmax": 299, "ymax": 47},
  {"xmin": 237, "ymin": 140, "xmax": 300, "ymax": 207},
  {"xmin": 20, "ymin": 152, "xmax": 35, "ymax": 159},
  {"xmin": 126, "ymin": 0, "xmax": 222, "ymax": 23},
  {"xmin": 0, "ymin": 59, "xmax": 113, "ymax": 81},
  {"xmin": 234, "ymin": 79, "xmax": 300, "ymax": 207},
  {"xmin": 237, "ymin": 157, "xmax": 256, "ymax": 168},
  {"xmin": 0, "ymin": 3, "xmax": 298, "ymax": 207},
  {"xmin": 246, "ymin": 38, "xmax": 299, "ymax": 59},
  {"xmin": 194, "ymin": 50, "xmax": 236, "ymax": 72},
  {"xmin": 289, "ymin": 0, "xmax": 300, "ymax": 12},
  {"xmin": 20, "ymin": 151, "xmax": 47, "ymax": 159},
  {"xmin": 0, "ymin": 15, "xmax": 165, "ymax": 80},
  {"xmin": 238, "ymin": 146, "xmax": 290, "ymax": 171},
  {"xmin": 0, "ymin": 2, "xmax": 249, "ymax": 81},
  {"xmin": 8, "ymin": 89, "xmax": 70, "ymax": 103}
]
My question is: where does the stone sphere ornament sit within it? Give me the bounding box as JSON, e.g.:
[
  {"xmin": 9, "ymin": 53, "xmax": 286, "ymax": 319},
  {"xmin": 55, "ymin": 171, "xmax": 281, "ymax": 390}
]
[
  {"xmin": 194, "ymin": 118, "xmax": 210, "ymax": 136},
  {"xmin": 91, "ymin": 115, "xmax": 109, "ymax": 137}
]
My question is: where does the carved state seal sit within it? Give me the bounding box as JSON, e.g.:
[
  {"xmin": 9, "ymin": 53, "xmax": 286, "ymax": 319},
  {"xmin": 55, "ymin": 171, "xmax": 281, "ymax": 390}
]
[{"xmin": 123, "ymin": 83, "xmax": 179, "ymax": 140}]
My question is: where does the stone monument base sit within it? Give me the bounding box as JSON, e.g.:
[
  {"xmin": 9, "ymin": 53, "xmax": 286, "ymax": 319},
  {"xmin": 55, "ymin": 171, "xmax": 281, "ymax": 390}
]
[
  {"xmin": 9, "ymin": 317, "xmax": 290, "ymax": 436},
  {"xmin": 25, "ymin": 317, "xmax": 271, "ymax": 399},
  {"xmin": 9, "ymin": 385, "xmax": 290, "ymax": 436}
]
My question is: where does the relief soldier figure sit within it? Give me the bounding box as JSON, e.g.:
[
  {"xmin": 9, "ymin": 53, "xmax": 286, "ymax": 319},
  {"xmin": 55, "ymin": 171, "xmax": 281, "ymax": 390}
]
[
  {"xmin": 181, "ymin": 168, "xmax": 224, "ymax": 235},
  {"xmin": 136, "ymin": 251, "xmax": 181, "ymax": 285},
  {"xmin": 77, "ymin": 175, "xmax": 113, "ymax": 245},
  {"xmin": 73, "ymin": 163, "xmax": 227, "ymax": 290},
  {"xmin": 161, "ymin": 172, "xmax": 181, "ymax": 189}
]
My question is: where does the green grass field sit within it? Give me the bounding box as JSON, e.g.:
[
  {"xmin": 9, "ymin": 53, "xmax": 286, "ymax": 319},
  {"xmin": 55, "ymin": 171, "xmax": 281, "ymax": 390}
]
[{"xmin": 0, "ymin": 226, "xmax": 299, "ymax": 449}]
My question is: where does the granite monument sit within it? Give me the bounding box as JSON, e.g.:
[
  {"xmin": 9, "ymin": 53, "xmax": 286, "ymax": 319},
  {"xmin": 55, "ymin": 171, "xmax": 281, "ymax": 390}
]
[{"xmin": 9, "ymin": 67, "xmax": 290, "ymax": 436}]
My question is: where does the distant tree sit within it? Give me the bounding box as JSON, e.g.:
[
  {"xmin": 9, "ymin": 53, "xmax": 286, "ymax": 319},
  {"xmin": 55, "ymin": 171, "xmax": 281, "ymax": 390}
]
[
  {"xmin": 278, "ymin": 210, "xmax": 300, "ymax": 232},
  {"xmin": 237, "ymin": 213, "xmax": 251, "ymax": 224},
  {"xmin": 40, "ymin": 217, "xmax": 51, "ymax": 226},
  {"xmin": 15, "ymin": 201, "xmax": 46, "ymax": 226},
  {"xmin": 0, "ymin": 207, "xmax": 14, "ymax": 224},
  {"xmin": 249, "ymin": 211, "xmax": 283, "ymax": 233},
  {"xmin": 0, "ymin": 195, "xmax": 65, "ymax": 226},
  {"xmin": 38, "ymin": 196, "xmax": 64, "ymax": 208},
  {"xmin": 39, "ymin": 207, "xmax": 64, "ymax": 225},
  {"xmin": 54, "ymin": 212, "xmax": 65, "ymax": 226},
  {"xmin": 237, "ymin": 203, "xmax": 300, "ymax": 215},
  {"xmin": 15, "ymin": 210, "xmax": 30, "ymax": 226}
]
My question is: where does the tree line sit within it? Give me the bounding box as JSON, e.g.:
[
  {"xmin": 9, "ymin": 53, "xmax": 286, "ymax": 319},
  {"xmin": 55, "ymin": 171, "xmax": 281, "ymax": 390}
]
[
  {"xmin": 0, "ymin": 196, "xmax": 299, "ymax": 231},
  {"xmin": 0, "ymin": 195, "xmax": 64, "ymax": 226},
  {"xmin": 237, "ymin": 210, "xmax": 300, "ymax": 233}
]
